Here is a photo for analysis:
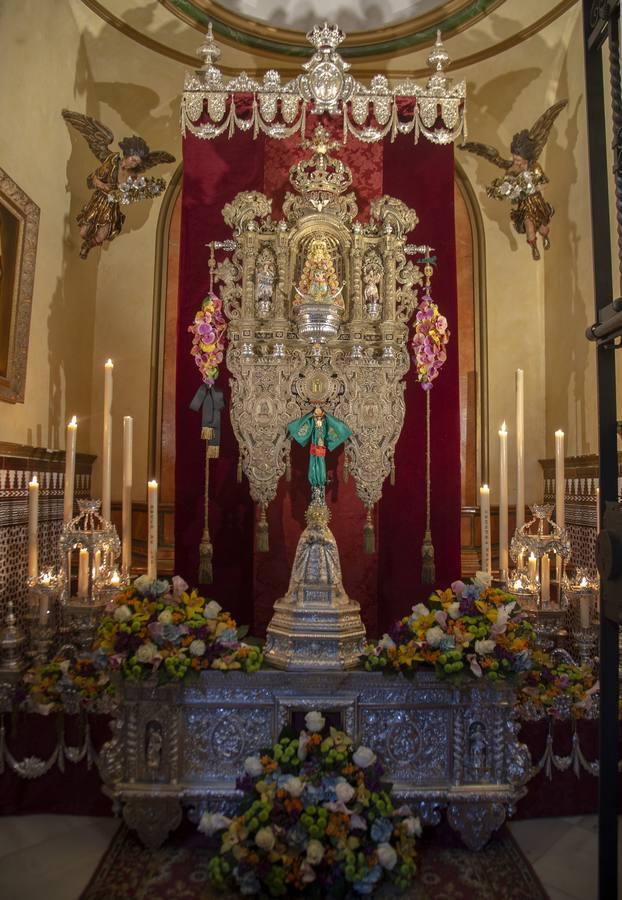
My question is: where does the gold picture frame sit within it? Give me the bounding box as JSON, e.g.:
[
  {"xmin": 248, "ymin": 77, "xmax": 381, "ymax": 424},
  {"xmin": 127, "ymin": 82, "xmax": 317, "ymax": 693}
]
[{"xmin": 0, "ymin": 168, "xmax": 39, "ymax": 404}]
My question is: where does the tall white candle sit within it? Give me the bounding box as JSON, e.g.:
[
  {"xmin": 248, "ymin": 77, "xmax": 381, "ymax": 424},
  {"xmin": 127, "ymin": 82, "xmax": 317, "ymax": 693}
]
[
  {"xmin": 28, "ymin": 475, "xmax": 39, "ymax": 580},
  {"xmin": 541, "ymin": 554, "xmax": 550, "ymax": 605},
  {"xmin": 63, "ymin": 416, "xmax": 77, "ymax": 523},
  {"xmin": 102, "ymin": 359, "xmax": 114, "ymax": 521},
  {"xmin": 122, "ymin": 416, "xmax": 133, "ymax": 573},
  {"xmin": 555, "ymin": 429, "xmax": 565, "ymax": 583},
  {"xmin": 499, "ymin": 422, "xmax": 509, "ymax": 578},
  {"xmin": 78, "ymin": 548, "xmax": 89, "ymax": 598},
  {"xmin": 516, "ymin": 369, "xmax": 525, "ymax": 530},
  {"xmin": 479, "ymin": 484, "xmax": 492, "ymax": 575},
  {"xmin": 528, "ymin": 552, "xmax": 537, "ymax": 584},
  {"xmin": 147, "ymin": 480, "xmax": 158, "ymax": 581},
  {"xmin": 579, "ymin": 592, "xmax": 591, "ymax": 629}
]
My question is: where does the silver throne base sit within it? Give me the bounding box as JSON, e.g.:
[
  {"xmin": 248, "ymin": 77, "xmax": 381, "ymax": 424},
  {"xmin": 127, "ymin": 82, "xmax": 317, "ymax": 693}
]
[{"xmin": 99, "ymin": 670, "xmax": 529, "ymax": 851}]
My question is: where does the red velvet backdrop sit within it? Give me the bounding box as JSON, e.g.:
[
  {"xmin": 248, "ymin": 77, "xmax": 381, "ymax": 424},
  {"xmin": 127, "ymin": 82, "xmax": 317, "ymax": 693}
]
[{"xmin": 176, "ymin": 119, "xmax": 461, "ymax": 636}]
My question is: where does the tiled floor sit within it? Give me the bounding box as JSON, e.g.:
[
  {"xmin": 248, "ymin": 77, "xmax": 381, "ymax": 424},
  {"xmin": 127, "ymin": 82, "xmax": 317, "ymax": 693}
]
[{"xmin": 0, "ymin": 813, "xmax": 615, "ymax": 899}]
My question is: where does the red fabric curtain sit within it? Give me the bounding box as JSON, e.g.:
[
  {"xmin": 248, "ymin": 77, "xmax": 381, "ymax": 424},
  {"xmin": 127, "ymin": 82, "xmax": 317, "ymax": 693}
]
[{"xmin": 177, "ymin": 123, "xmax": 461, "ymax": 636}]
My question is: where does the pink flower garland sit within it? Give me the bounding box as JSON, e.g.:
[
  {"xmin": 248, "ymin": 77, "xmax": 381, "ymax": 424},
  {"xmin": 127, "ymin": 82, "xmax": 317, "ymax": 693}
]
[
  {"xmin": 412, "ymin": 288, "xmax": 450, "ymax": 390},
  {"xmin": 189, "ymin": 293, "xmax": 226, "ymax": 387}
]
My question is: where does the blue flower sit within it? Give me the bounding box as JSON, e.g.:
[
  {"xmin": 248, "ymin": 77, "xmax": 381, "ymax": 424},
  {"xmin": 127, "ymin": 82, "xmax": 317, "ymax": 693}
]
[
  {"xmin": 514, "ymin": 649, "xmax": 532, "ymax": 671},
  {"xmin": 217, "ymin": 627, "xmax": 238, "ymax": 646},
  {"xmin": 286, "ymin": 822, "xmax": 307, "ymax": 849},
  {"xmin": 133, "ymin": 575, "xmax": 170, "ymax": 598},
  {"xmin": 439, "ymin": 636, "xmax": 456, "ymax": 651},
  {"xmin": 161, "ymin": 623, "xmax": 183, "ymax": 644},
  {"xmin": 353, "ymin": 865, "xmax": 382, "ymax": 894},
  {"xmin": 462, "ymin": 584, "xmax": 481, "ymax": 600},
  {"xmin": 370, "ymin": 817, "xmax": 393, "ymax": 843},
  {"xmin": 234, "ymin": 868, "xmax": 260, "ymax": 895}
]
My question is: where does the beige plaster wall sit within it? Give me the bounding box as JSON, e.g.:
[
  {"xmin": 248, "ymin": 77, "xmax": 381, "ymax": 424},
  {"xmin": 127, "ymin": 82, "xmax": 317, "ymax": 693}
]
[
  {"xmin": 0, "ymin": 0, "xmax": 598, "ymax": 515},
  {"xmin": 456, "ymin": 2, "xmax": 595, "ymax": 506}
]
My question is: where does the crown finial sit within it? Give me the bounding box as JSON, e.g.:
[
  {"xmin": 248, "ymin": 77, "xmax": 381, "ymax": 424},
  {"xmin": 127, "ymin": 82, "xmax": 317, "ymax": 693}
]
[
  {"xmin": 306, "ymin": 21, "xmax": 345, "ymax": 50},
  {"xmin": 289, "ymin": 126, "xmax": 352, "ymax": 210}
]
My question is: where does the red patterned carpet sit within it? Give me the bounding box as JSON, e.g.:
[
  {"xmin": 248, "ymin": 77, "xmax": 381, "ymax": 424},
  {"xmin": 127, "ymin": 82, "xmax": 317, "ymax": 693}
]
[{"xmin": 81, "ymin": 822, "xmax": 548, "ymax": 899}]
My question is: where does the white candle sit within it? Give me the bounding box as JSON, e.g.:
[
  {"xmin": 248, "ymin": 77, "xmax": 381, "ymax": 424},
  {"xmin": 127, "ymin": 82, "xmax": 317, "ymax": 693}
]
[
  {"xmin": 28, "ymin": 475, "xmax": 39, "ymax": 580},
  {"xmin": 78, "ymin": 548, "xmax": 89, "ymax": 598},
  {"xmin": 38, "ymin": 592, "xmax": 49, "ymax": 626},
  {"xmin": 541, "ymin": 554, "xmax": 550, "ymax": 605},
  {"xmin": 94, "ymin": 549, "xmax": 102, "ymax": 575},
  {"xmin": 518, "ymin": 551, "xmax": 525, "ymax": 571},
  {"xmin": 147, "ymin": 480, "xmax": 158, "ymax": 581},
  {"xmin": 499, "ymin": 422, "xmax": 508, "ymax": 578},
  {"xmin": 110, "ymin": 570, "xmax": 121, "ymax": 588},
  {"xmin": 528, "ymin": 552, "xmax": 537, "ymax": 584},
  {"xmin": 122, "ymin": 416, "xmax": 133, "ymax": 573},
  {"xmin": 479, "ymin": 484, "xmax": 491, "ymax": 575},
  {"xmin": 579, "ymin": 592, "xmax": 591, "ymax": 629},
  {"xmin": 102, "ymin": 359, "xmax": 114, "ymax": 521},
  {"xmin": 555, "ymin": 429, "xmax": 565, "ymax": 583},
  {"xmin": 516, "ymin": 369, "xmax": 525, "ymax": 529},
  {"xmin": 63, "ymin": 416, "xmax": 77, "ymax": 523}
]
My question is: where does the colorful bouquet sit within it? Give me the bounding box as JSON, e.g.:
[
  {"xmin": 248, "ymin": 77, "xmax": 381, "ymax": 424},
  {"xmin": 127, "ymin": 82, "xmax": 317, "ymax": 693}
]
[
  {"xmin": 23, "ymin": 651, "xmax": 115, "ymax": 714},
  {"xmin": 95, "ymin": 575, "xmax": 262, "ymax": 682},
  {"xmin": 363, "ymin": 578, "xmax": 533, "ymax": 682},
  {"xmin": 411, "ymin": 285, "xmax": 450, "ymax": 390},
  {"xmin": 203, "ymin": 710, "xmax": 419, "ymax": 897},
  {"xmin": 189, "ymin": 292, "xmax": 227, "ymax": 387},
  {"xmin": 519, "ymin": 650, "xmax": 598, "ymax": 719}
]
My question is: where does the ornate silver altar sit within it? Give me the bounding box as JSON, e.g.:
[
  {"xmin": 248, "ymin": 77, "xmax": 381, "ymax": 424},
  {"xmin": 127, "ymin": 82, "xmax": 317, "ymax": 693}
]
[
  {"xmin": 215, "ymin": 127, "xmax": 427, "ymax": 554},
  {"xmin": 99, "ymin": 670, "xmax": 529, "ymax": 852}
]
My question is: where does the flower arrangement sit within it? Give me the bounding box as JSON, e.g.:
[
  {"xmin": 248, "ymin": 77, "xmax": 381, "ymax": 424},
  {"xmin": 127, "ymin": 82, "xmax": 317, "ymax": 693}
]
[
  {"xmin": 23, "ymin": 651, "xmax": 115, "ymax": 714},
  {"xmin": 519, "ymin": 650, "xmax": 598, "ymax": 719},
  {"xmin": 411, "ymin": 282, "xmax": 450, "ymax": 390},
  {"xmin": 203, "ymin": 710, "xmax": 419, "ymax": 897},
  {"xmin": 363, "ymin": 578, "xmax": 533, "ymax": 682},
  {"xmin": 95, "ymin": 575, "xmax": 262, "ymax": 682},
  {"xmin": 189, "ymin": 292, "xmax": 227, "ymax": 387}
]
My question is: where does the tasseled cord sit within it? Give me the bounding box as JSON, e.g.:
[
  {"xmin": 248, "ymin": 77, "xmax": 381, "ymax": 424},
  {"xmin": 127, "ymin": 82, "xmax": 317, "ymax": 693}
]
[
  {"xmin": 198, "ymin": 427, "xmax": 217, "ymax": 584},
  {"xmin": 256, "ymin": 504, "xmax": 269, "ymax": 552},
  {"xmin": 421, "ymin": 390, "xmax": 436, "ymax": 584},
  {"xmin": 364, "ymin": 507, "xmax": 375, "ymax": 554}
]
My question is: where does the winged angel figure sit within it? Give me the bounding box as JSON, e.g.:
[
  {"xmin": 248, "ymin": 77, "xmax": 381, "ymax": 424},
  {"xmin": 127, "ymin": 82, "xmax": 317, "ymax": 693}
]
[
  {"xmin": 460, "ymin": 100, "xmax": 567, "ymax": 260},
  {"xmin": 62, "ymin": 110, "xmax": 175, "ymax": 258}
]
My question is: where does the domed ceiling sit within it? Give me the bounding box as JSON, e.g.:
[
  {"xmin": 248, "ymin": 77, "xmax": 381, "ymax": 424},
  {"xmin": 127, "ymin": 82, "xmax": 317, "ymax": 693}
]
[{"xmin": 80, "ymin": 0, "xmax": 577, "ymax": 73}]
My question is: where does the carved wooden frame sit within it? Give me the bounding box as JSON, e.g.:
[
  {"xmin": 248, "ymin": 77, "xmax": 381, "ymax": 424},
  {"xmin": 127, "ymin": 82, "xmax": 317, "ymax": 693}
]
[{"xmin": 0, "ymin": 168, "xmax": 39, "ymax": 404}]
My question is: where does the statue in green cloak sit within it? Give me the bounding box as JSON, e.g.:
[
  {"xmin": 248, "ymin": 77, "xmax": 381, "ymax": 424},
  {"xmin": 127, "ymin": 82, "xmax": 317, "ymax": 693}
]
[{"xmin": 288, "ymin": 406, "xmax": 351, "ymax": 491}]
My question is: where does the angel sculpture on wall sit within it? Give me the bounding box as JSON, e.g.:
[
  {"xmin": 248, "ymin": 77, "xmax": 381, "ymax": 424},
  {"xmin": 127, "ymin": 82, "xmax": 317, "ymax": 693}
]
[
  {"xmin": 460, "ymin": 100, "xmax": 567, "ymax": 260},
  {"xmin": 62, "ymin": 110, "xmax": 175, "ymax": 258}
]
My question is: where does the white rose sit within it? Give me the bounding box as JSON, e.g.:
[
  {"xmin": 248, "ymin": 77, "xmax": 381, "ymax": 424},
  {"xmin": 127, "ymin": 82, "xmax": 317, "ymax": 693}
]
[
  {"xmin": 244, "ymin": 755, "xmax": 264, "ymax": 777},
  {"xmin": 410, "ymin": 603, "xmax": 429, "ymax": 620},
  {"xmin": 189, "ymin": 639, "xmax": 206, "ymax": 657},
  {"xmin": 136, "ymin": 642, "xmax": 158, "ymax": 664},
  {"xmin": 403, "ymin": 816, "xmax": 422, "ymax": 837},
  {"xmin": 283, "ymin": 776, "xmax": 304, "ymax": 797},
  {"xmin": 113, "ymin": 604, "xmax": 132, "ymax": 623},
  {"xmin": 255, "ymin": 826, "xmax": 275, "ymax": 851},
  {"xmin": 474, "ymin": 571, "xmax": 492, "ymax": 589},
  {"xmin": 447, "ymin": 602, "xmax": 461, "ymax": 620},
  {"xmin": 198, "ymin": 812, "xmax": 231, "ymax": 836},
  {"xmin": 378, "ymin": 634, "xmax": 396, "ymax": 650},
  {"xmin": 158, "ymin": 609, "xmax": 173, "ymax": 625},
  {"xmin": 59, "ymin": 660, "xmax": 71, "ymax": 674},
  {"xmin": 377, "ymin": 842, "xmax": 398, "ymax": 870},
  {"xmin": 297, "ymin": 731, "xmax": 310, "ymax": 761},
  {"xmin": 425, "ymin": 626, "xmax": 445, "ymax": 648},
  {"xmin": 304, "ymin": 711, "xmax": 325, "ymax": 733},
  {"xmin": 204, "ymin": 600, "xmax": 222, "ymax": 620},
  {"xmin": 474, "ymin": 639, "xmax": 496, "ymax": 656},
  {"xmin": 300, "ymin": 861, "xmax": 316, "ymax": 884},
  {"xmin": 352, "ymin": 746, "xmax": 376, "ymax": 769},
  {"xmin": 306, "ymin": 839, "xmax": 325, "ymax": 865},
  {"xmin": 335, "ymin": 781, "xmax": 356, "ymax": 804}
]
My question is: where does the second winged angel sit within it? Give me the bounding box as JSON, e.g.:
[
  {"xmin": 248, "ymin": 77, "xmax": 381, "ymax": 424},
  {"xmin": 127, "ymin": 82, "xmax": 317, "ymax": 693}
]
[
  {"xmin": 62, "ymin": 110, "xmax": 175, "ymax": 259},
  {"xmin": 460, "ymin": 100, "xmax": 567, "ymax": 260}
]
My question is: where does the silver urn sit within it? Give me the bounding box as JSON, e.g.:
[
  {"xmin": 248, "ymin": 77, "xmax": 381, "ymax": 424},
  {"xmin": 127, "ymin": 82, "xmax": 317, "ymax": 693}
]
[{"xmin": 295, "ymin": 301, "xmax": 342, "ymax": 344}]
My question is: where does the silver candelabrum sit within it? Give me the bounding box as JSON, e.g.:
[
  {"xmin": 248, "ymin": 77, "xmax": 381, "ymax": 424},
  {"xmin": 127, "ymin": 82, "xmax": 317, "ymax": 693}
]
[{"xmin": 562, "ymin": 569, "xmax": 599, "ymax": 667}]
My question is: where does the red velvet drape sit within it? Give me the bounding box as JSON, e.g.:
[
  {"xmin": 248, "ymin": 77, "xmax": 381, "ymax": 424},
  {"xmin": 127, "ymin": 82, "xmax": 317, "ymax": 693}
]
[{"xmin": 176, "ymin": 120, "xmax": 461, "ymax": 636}]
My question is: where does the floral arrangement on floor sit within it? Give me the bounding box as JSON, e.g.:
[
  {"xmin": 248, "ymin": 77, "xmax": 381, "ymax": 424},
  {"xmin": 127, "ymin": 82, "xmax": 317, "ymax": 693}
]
[
  {"xmin": 23, "ymin": 651, "xmax": 115, "ymax": 715},
  {"xmin": 202, "ymin": 711, "xmax": 419, "ymax": 897},
  {"xmin": 189, "ymin": 292, "xmax": 226, "ymax": 386},
  {"xmin": 95, "ymin": 575, "xmax": 262, "ymax": 682},
  {"xmin": 363, "ymin": 578, "xmax": 533, "ymax": 682},
  {"xmin": 519, "ymin": 650, "xmax": 598, "ymax": 719}
]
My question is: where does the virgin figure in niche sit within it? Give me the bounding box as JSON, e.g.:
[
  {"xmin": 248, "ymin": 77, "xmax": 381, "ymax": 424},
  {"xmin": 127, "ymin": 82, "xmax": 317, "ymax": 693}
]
[
  {"xmin": 62, "ymin": 110, "xmax": 175, "ymax": 259},
  {"xmin": 294, "ymin": 238, "xmax": 344, "ymax": 308}
]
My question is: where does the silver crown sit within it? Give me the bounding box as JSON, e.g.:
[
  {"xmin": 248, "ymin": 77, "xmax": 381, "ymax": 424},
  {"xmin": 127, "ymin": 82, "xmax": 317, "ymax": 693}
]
[{"xmin": 306, "ymin": 22, "xmax": 345, "ymax": 50}]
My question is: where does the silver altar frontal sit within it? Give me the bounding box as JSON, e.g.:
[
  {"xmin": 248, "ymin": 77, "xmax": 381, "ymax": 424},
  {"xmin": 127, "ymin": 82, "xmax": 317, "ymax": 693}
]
[{"xmin": 100, "ymin": 670, "xmax": 529, "ymax": 852}]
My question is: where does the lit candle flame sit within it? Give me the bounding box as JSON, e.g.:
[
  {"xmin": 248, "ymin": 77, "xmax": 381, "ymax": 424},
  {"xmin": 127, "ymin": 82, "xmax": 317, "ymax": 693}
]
[{"xmin": 69, "ymin": 415, "xmax": 77, "ymax": 427}]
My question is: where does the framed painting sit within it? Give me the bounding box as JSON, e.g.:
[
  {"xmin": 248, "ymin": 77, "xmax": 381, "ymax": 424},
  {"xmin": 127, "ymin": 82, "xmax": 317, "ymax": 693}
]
[{"xmin": 0, "ymin": 168, "xmax": 39, "ymax": 403}]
